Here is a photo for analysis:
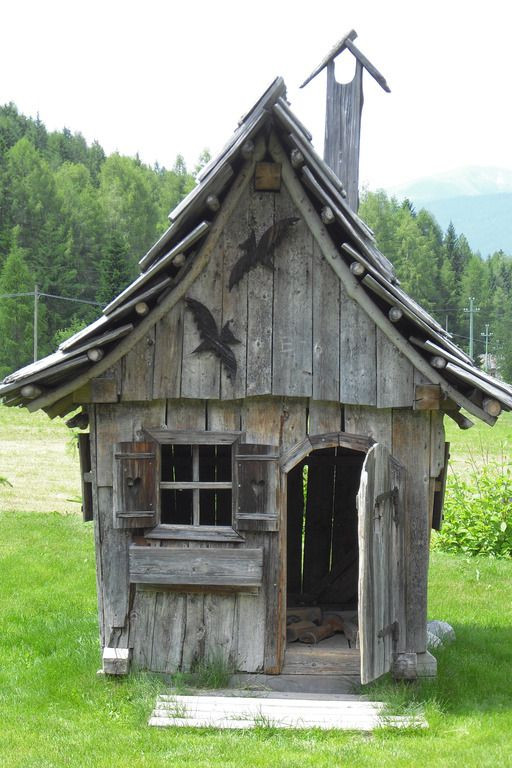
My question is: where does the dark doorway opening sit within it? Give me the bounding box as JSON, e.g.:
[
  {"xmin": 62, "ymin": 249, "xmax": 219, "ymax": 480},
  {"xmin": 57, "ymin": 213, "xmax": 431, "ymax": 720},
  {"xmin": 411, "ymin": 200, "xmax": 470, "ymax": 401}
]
[{"xmin": 284, "ymin": 443, "xmax": 365, "ymax": 674}]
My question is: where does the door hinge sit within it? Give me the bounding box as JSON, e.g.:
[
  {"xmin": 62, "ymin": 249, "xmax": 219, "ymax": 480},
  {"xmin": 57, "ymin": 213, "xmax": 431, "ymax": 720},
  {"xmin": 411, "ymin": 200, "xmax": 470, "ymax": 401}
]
[
  {"xmin": 377, "ymin": 620, "xmax": 399, "ymax": 644},
  {"xmin": 374, "ymin": 486, "xmax": 399, "ymax": 523}
]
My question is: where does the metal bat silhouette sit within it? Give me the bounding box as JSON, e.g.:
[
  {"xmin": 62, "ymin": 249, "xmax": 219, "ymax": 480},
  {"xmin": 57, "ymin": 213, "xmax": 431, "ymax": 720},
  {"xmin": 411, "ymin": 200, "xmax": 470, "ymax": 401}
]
[
  {"xmin": 185, "ymin": 297, "xmax": 241, "ymax": 378},
  {"xmin": 228, "ymin": 217, "xmax": 300, "ymax": 291}
]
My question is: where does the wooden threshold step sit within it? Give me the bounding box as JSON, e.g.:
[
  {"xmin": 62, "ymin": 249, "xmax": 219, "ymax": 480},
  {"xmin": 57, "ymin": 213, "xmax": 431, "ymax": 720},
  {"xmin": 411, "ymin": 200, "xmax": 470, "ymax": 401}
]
[{"xmin": 148, "ymin": 693, "xmax": 427, "ymax": 731}]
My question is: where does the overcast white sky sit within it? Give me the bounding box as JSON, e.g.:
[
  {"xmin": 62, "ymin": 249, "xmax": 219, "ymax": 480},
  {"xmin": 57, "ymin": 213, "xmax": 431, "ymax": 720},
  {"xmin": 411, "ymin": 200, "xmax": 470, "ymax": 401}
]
[{"xmin": 2, "ymin": 0, "xmax": 512, "ymax": 190}]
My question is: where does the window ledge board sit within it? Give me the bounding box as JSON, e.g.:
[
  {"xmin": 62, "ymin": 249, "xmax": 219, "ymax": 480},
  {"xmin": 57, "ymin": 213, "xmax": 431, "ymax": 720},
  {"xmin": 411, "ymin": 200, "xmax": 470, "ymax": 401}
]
[{"xmin": 144, "ymin": 525, "xmax": 245, "ymax": 543}]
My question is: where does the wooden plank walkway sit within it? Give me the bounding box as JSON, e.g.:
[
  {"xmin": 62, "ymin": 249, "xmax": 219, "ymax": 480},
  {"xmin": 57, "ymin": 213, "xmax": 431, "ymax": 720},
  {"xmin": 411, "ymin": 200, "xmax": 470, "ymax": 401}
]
[{"xmin": 148, "ymin": 691, "xmax": 427, "ymax": 730}]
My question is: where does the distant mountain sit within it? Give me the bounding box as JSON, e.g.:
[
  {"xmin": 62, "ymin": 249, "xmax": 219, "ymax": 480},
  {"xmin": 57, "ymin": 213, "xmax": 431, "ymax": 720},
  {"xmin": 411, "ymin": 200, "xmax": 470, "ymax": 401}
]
[
  {"xmin": 388, "ymin": 167, "xmax": 512, "ymax": 256},
  {"xmin": 391, "ymin": 166, "xmax": 512, "ymax": 202}
]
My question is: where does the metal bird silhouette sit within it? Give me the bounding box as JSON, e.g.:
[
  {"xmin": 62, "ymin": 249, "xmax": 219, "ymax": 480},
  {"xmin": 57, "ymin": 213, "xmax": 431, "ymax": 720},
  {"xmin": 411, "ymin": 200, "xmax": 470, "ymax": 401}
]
[
  {"xmin": 228, "ymin": 217, "xmax": 300, "ymax": 291},
  {"xmin": 185, "ymin": 297, "xmax": 240, "ymax": 378}
]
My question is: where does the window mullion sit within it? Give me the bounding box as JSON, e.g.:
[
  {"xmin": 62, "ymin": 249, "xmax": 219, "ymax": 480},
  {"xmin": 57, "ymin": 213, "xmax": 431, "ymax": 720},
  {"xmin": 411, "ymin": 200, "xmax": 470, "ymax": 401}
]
[{"xmin": 192, "ymin": 445, "xmax": 200, "ymax": 526}]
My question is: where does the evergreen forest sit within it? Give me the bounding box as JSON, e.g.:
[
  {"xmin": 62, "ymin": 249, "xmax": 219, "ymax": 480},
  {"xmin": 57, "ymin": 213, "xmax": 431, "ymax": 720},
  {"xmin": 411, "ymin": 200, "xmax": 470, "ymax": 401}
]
[{"xmin": 1, "ymin": 102, "xmax": 511, "ymax": 382}]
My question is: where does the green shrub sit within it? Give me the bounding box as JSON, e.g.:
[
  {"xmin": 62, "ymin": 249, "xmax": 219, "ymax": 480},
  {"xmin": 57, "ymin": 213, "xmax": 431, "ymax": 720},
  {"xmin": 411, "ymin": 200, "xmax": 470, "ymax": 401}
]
[{"xmin": 433, "ymin": 458, "xmax": 512, "ymax": 557}]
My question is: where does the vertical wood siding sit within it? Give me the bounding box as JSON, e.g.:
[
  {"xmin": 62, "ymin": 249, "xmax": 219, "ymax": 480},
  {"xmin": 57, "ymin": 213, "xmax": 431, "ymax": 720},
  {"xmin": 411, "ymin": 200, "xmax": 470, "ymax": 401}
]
[{"xmin": 113, "ymin": 166, "xmax": 417, "ymax": 410}]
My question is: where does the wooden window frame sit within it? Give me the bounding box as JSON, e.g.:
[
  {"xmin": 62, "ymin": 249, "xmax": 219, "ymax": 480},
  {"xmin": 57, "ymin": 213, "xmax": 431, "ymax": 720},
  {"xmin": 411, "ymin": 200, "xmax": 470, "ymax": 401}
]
[{"xmin": 143, "ymin": 428, "xmax": 243, "ymax": 540}]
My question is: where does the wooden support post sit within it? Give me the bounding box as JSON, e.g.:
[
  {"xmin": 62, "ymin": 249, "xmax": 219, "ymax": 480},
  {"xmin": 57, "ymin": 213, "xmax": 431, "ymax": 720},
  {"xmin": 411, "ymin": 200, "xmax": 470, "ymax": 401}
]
[{"xmin": 102, "ymin": 647, "xmax": 131, "ymax": 675}]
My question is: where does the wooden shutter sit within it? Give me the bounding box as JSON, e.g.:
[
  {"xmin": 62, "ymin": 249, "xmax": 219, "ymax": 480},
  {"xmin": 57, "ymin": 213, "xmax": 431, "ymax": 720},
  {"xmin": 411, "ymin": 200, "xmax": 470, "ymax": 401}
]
[
  {"xmin": 235, "ymin": 444, "xmax": 280, "ymax": 531},
  {"xmin": 432, "ymin": 442, "xmax": 450, "ymax": 531},
  {"xmin": 113, "ymin": 441, "xmax": 157, "ymax": 529},
  {"xmin": 358, "ymin": 443, "xmax": 405, "ymax": 684},
  {"xmin": 78, "ymin": 433, "xmax": 93, "ymax": 522}
]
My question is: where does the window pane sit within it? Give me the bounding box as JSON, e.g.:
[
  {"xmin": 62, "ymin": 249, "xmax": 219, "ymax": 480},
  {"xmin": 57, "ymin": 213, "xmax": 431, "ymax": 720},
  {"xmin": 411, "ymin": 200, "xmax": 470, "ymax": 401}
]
[
  {"xmin": 161, "ymin": 444, "xmax": 193, "ymax": 482},
  {"xmin": 199, "ymin": 489, "xmax": 232, "ymax": 526},
  {"xmin": 199, "ymin": 488, "xmax": 216, "ymax": 526},
  {"xmin": 198, "ymin": 444, "xmax": 216, "ymax": 482},
  {"xmin": 161, "ymin": 488, "xmax": 193, "ymax": 525},
  {"xmin": 216, "ymin": 444, "xmax": 232, "ymax": 482},
  {"xmin": 198, "ymin": 444, "xmax": 232, "ymax": 482}
]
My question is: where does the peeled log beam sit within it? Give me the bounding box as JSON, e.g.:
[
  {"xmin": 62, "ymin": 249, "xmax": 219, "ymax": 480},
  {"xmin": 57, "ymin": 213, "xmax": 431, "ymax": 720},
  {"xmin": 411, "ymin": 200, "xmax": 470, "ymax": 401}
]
[
  {"xmin": 344, "ymin": 38, "xmax": 391, "ymax": 92},
  {"xmin": 290, "ymin": 148, "xmax": 304, "ymax": 169},
  {"xmin": 349, "ymin": 261, "xmax": 365, "ymax": 277},
  {"xmin": 300, "ymin": 29, "xmax": 358, "ymax": 88},
  {"xmin": 87, "ymin": 348, "xmax": 104, "ymax": 362},
  {"xmin": 205, "ymin": 194, "xmax": 220, "ymax": 212},
  {"xmin": 240, "ymin": 140, "xmax": 254, "ymax": 159},
  {"xmin": 20, "ymin": 384, "xmax": 43, "ymax": 399},
  {"xmin": 320, "ymin": 206, "xmax": 335, "ymax": 224},
  {"xmin": 134, "ymin": 302, "xmax": 150, "ymax": 317},
  {"xmin": 445, "ymin": 361, "xmax": 512, "ymax": 410},
  {"xmin": 66, "ymin": 411, "xmax": 89, "ymax": 430},
  {"xmin": 276, "ymin": 96, "xmax": 313, "ymax": 141},
  {"xmin": 483, "ymin": 397, "xmax": 502, "ymax": 417},
  {"xmin": 430, "ymin": 355, "xmax": 447, "ymax": 369},
  {"xmin": 446, "ymin": 409, "xmax": 474, "ymax": 430},
  {"xmin": 388, "ymin": 307, "xmax": 403, "ymax": 323}
]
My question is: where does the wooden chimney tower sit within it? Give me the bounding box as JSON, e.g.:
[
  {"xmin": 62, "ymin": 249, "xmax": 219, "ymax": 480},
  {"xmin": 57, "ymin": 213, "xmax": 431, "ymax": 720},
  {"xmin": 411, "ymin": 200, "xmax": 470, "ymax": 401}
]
[{"xmin": 301, "ymin": 30, "xmax": 390, "ymax": 211}]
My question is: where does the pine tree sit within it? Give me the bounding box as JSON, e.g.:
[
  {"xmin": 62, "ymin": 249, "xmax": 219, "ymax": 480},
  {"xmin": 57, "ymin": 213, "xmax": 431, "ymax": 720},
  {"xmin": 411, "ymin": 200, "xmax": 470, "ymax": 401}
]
[
  {"xmin": 96, "ymin": 231, "xmax": 132, "ymax": 306},
  {"xmin": 0, "ymin": 228, "xmax": 38, "ymax": 375}
]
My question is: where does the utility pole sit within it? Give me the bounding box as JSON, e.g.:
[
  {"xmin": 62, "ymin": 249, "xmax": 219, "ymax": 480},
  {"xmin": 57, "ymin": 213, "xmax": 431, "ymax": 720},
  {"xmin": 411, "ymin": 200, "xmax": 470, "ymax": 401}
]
[
  {"xmin": 464, "ymin": 297, "xmax": 480, "ymax": 360},
  {"xmin": 0, "ymin": 287, "xmax": 103, "ymax": 367},
  {"xmin": 481, "ymin": 323, "xmax": 492, "ymax": 371},
  {"xmin": 33, "ymin": 284, "xmax": 39, "ymax": 362}
]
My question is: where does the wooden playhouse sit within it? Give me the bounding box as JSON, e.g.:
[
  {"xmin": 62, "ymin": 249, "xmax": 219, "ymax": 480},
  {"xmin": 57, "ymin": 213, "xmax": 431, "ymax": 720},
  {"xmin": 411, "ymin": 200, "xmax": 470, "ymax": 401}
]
[{"xmin": 2, "ymin": 60, "xmax": 512, "ymax": 686}]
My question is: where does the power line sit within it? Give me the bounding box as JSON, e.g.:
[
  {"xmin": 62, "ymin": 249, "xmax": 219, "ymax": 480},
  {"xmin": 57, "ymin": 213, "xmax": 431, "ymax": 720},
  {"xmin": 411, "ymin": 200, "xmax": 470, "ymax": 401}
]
[
  {"xmin": 0, "ymin": 286, "xmax": 102, "ymax": 362},
  {"xmin": 0, "ymin": 290, "xmax": 101, "ymax": 306}
]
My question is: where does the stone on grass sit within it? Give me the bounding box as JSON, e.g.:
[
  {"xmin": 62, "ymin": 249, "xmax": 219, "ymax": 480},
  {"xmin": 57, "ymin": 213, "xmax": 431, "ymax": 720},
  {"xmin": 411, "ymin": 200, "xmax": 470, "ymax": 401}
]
[
  {"xmin": 427, "ymin": 630, "xmax": 443, "ymax": 649},
  {"xmin": 427, "ymin": 620, "xmax": 456, "ymax": 645}
]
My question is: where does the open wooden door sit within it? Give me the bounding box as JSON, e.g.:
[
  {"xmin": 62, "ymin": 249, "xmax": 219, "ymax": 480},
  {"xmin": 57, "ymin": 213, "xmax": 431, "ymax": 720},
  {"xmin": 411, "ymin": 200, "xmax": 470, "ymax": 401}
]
[{"xmin": 358, "ymin": 443, "xmax": 405, "ymax": 684}]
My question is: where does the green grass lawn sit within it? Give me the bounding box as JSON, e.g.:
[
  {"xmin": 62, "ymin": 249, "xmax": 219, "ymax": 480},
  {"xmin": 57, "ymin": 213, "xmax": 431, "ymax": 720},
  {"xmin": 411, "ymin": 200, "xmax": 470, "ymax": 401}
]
[
  {"xmin": 0, "ymin": 404, "xmax": 511, "ymax": 767},
  {"xmin": 444, "ymin": 409, "xmax": 512, "ymax": 471}
]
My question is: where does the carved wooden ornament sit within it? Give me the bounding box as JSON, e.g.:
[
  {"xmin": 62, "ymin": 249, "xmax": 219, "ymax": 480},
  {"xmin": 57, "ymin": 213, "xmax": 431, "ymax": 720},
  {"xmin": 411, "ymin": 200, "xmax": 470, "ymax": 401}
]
[
  {"xmin": 185, "ymin": 297, "xmax": 240, "ymax": 378},
  {"xmin": 229, "ymin": 217, "xmax": 299, "ymax": 291}
]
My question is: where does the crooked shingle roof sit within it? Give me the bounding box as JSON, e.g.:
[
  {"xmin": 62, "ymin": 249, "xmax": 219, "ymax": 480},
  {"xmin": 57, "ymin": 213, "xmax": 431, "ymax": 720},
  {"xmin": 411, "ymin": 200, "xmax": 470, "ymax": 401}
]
[{"xmin": 2, "ymin": 77, "xmax": 511, "ymax": 423}]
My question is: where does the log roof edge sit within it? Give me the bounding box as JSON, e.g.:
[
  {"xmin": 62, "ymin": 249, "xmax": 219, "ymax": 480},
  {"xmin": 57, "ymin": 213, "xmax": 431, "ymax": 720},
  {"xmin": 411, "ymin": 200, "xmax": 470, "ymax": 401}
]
[{"xmin": 1, "ymin": 76, "xmax": 511, "ymax": 420}]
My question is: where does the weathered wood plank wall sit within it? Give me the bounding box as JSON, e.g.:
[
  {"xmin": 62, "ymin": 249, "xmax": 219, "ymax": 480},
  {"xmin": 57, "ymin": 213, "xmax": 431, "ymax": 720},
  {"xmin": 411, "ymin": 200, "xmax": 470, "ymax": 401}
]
[
  {"xmin": 86, "ymin": 156, "xmax": 444, "ymax": 676},
  {"xmin": 91, "ymin": 396, "xmax": 442, "ymax": 674},
  {"xmin": 83, "ymin": 179, "xmax": 421, "ymax": 410}
]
